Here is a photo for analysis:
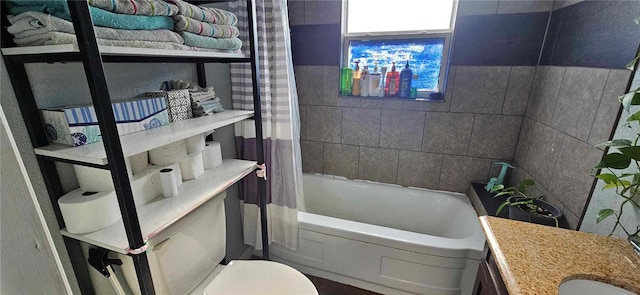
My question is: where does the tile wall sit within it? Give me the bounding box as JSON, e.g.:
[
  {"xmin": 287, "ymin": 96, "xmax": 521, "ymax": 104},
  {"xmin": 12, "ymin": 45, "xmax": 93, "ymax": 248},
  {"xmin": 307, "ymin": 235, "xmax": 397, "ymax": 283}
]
[
  {"xmin": 507, "ymin": 1, "xmax": 638, "ymax": 229},
  {"xmin": 290, "ymin": 0, "xmax": 638, "ymax": 229},
  {"xmin": 511, "ymin": 67, "xmax": 631, "ymax": 228},
  {"xmin": 299, "ymin": 65, "xmax": 529, "ymax": 193},
  {"xmin": 291, "ymin": 0, "xmax": 551, "ymax": 193}
]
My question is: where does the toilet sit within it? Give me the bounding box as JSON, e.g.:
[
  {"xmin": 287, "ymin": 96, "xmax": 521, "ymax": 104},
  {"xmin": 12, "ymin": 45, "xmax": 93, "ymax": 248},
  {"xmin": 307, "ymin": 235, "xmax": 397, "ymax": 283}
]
[{"xmin": 117, "ymin": 191, "xmax": 318, "ymax": 295}]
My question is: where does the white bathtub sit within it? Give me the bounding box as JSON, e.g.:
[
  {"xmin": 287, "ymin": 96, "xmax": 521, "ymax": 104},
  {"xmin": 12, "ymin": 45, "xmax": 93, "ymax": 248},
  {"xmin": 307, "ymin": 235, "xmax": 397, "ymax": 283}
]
[{"xmin": 271, "ymin": 174, "xmax": 486, "ymax": 295}]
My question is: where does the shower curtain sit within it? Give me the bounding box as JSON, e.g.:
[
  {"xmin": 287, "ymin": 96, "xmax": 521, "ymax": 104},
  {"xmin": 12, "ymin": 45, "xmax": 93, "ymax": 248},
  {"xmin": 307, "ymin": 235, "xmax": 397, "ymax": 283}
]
[{"xmin": 229, "ymin": 0, "xmax": 303, "ymax": 251}]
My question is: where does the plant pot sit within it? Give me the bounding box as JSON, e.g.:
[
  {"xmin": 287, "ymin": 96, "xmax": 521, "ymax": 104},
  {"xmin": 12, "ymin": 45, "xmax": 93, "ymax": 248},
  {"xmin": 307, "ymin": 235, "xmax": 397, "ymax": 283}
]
[{"xmin": 507, "ymin": 198, "xmax": 563, "ymax": 227}]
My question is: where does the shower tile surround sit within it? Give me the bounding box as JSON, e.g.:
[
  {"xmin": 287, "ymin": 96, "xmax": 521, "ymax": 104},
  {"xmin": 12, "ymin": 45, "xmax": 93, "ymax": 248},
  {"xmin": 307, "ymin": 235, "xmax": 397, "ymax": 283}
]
[
  {"xmin": 299, "ymin": 65, "xmax": 527, "ymax": 193},
  {"xmin": 291, "ymin": 0, "xmax": 638, "ymax": 229}
]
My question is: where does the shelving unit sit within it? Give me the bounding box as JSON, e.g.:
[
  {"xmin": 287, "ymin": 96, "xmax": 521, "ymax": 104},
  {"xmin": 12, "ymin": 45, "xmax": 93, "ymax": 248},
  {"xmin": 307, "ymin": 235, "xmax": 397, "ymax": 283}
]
[
  {"xmin": 1, "ymin": 1, "xmax": 268, "ymax": 294},
  {"xmin": 34, "ymin": 110, "xmax": 255, "ymax": 165},
  {"xmin": 61, "ymin": 159, "xmax": 257, "ymax": 254}
]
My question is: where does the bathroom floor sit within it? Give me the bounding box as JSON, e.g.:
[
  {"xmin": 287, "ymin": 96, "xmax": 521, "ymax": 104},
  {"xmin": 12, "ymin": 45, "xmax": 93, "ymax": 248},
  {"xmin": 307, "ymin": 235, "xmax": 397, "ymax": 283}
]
[{"xmin": 306, "ymin": 275, "xmax": 381, "ymax": 295}]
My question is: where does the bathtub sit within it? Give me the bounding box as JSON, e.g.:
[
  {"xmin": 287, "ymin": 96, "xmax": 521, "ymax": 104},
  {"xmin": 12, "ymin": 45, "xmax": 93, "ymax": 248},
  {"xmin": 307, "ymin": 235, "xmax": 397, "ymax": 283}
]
[{"xmin": 270, "ymin": 174, "xmax": 486, "ymax": 295}]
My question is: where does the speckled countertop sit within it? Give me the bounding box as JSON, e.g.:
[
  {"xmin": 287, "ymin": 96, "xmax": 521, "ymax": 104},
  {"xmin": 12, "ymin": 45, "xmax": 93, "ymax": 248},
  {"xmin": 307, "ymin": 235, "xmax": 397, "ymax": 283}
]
[{"xmin": 479, "ymin": 216, "xmax": 640, "ymax": 295}]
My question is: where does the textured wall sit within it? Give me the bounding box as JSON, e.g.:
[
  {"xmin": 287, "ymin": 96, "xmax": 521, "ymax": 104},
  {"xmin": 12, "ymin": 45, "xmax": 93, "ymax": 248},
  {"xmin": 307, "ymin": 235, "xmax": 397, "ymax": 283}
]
[
  {"xmin": 511, "ymin": 66, "xmax": 631, "ymax": 229},
  {"xmin": 1, "ymin": 108, "xmax": 71, "ymax": 295},
  {"xmin": 291, "ymin": 0, "xmax": 555, "ymax": 193},
  {"xmin": 0, "ymin": 56, "xmax": 81, "ymax": 294},
  {"xmin": 508, "ymin": 1, "xmax": 638, "ymax": 230},
  {"xmin": 298, "ymin": 65, "xmax": 531, "ymax": 192}
]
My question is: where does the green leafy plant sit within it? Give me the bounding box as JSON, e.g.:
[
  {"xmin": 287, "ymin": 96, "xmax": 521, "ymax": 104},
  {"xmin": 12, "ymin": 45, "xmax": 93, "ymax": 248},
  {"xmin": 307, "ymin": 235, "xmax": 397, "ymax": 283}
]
[
  {"xmin": 491, "ymin": 179, "xmax": 559, "ymax": 227},
  {"xmin": 593, "ymin": 26, "xmax": 640, "ymax": 237}
]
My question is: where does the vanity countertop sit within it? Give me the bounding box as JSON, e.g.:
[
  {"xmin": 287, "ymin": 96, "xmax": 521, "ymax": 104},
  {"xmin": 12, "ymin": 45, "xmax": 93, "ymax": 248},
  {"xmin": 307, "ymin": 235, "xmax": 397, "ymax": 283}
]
[{"xmin": 479, "ymin": 216, "xmax": 640, "ymax": 295}]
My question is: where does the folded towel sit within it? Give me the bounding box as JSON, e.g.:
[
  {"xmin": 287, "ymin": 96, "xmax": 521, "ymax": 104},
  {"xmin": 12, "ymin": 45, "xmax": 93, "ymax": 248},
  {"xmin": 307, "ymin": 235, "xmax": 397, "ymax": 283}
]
[
  {"xmin": 180, "ymin": 32, "xmax": 242, "ymax": 51},
  {"xmin": 192, "ymin": 97, "xmax": 224, "ymax": 117},
  {"xmin": 8, "ymin": 12, "xmax": 184, "ymax": 44},
  {"xmin": 166, "ymin": 0, "xmax": 237, "ymax": 25},
  {"xmin": 13, "ymin": 31, "xmax": 189, "ymax": 50},
  {"xmin": 87, "ymin": 0, "xmax": 179, "ymax": 16},
  {"xmin": 190, "ymin": 91, "xmax": 217, "ymax": 102},
  {"xmin": 8, "ymin": 0, "xmax": 174, "ymax": 30},
  {"xmin": 174, "ymin": 15, "xmax": 239, "ymax": 38}
]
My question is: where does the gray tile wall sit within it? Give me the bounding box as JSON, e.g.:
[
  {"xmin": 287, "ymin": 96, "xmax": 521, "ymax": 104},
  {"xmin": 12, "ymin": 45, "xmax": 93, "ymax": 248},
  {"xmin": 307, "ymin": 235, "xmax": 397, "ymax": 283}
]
[
  {"xmin": 511, "ymin": 66, "xmax": 631, "ymax": 229},
  {"xmin": 299, "ymin": 65, "xmax": 533, "ymax": 193}
]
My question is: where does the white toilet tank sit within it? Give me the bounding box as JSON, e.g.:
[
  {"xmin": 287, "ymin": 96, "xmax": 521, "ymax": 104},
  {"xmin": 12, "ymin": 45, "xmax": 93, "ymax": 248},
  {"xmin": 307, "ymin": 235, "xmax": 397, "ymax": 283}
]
[{"xmin": 118, "ymin": 192, "xmax": 227, "ymax": 295}]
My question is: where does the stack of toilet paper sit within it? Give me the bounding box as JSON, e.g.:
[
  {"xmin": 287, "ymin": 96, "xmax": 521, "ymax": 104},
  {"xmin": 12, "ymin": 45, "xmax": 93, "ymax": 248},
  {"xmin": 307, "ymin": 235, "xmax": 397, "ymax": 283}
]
[{"xmin": 59, "ymin": 130, "xmax": 223, "ymax": 234}]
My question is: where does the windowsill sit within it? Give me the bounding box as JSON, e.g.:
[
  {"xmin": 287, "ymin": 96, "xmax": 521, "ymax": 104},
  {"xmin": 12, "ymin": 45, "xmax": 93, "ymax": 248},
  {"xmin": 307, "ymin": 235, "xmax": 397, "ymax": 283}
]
[{"xmin": 338, "ymin": 95, "xmax": 446, "ymax": 103}]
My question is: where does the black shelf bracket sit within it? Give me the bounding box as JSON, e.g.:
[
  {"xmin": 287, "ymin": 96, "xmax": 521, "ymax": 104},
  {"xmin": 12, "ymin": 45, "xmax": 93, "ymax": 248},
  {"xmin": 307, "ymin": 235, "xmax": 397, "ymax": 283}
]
[
  {"xmin": 66, "ymin": 1, "xmax": 155, "ymax": 294},
  {"xmin": 245, "ymin": 0, "xmax": 269, "ymax": 260}
]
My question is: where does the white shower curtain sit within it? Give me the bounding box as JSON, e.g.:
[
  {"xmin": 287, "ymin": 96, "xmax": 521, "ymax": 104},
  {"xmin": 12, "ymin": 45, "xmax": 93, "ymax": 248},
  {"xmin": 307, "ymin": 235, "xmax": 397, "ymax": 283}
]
[{"xmin": 230, "ymin": 0, "xmax": 304, "ymax": 251}]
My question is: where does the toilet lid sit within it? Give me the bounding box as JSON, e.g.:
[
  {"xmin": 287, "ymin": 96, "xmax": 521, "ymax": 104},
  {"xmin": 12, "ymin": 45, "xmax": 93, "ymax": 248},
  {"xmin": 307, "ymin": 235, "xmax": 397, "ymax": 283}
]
[{"xmin": 202, "ymin": 260, "xmax": 318, "ymax": 295}]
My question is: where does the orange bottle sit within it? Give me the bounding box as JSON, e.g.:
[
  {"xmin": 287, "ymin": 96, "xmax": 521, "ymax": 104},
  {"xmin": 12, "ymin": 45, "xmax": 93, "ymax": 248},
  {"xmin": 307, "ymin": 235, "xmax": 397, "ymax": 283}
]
[{"xmin": 385, "ymin": 62, "xmax": 400, "ymax": 97}]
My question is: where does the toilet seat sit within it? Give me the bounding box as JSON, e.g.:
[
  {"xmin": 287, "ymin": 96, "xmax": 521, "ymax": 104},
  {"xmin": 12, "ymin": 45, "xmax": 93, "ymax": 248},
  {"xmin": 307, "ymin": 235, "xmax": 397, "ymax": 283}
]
[{"xmin": 198, "ymin": 260, "xmax": 318, "ymax": 295}]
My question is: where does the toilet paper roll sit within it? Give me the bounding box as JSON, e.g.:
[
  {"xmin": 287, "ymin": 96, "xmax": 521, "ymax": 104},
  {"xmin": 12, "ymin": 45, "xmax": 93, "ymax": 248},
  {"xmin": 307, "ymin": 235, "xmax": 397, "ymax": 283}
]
[
  {"xmin": 130, "ymin": 169, "xmax": 158, "ymax": 207},
  {"xmin": 159, "ymin": 168, "xmax": 179, "ymax": 198},
  {"xmin": 74, "ymin": 165, "xmax": 114, "ymax": 192},
  {"xmin": 179, "ymin": 152, "xmax": 204, "ymax": 180},
  {"xmin": 58, "ymin": 189, "xmax": 120, "ymax": 234},
  {"xmin": 149, "ymin": 141, "xmax": 187, "ymax": 166},
  {"xmin": 185, "ymin": 133, "xmax": 206, "ymax": 154},
  {"xmin": 128, "ymin": 152, "xmax": 149, "ymax": 175},
  {"xmin": 202, "ymin": 141, "xmax": 222, "ymax": 170},
  {"xmin": 146, "ymin": 163, "xmax": 182, "ymax": 197}
]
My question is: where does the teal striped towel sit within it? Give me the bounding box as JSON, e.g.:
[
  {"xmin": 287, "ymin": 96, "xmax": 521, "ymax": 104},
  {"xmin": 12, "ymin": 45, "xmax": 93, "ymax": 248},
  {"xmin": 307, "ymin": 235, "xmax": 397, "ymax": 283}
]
[
  {"xmin": 8, "ymin": 0, "xmax": 174, "ymax": 30},
  {"xmin": 181, "ymin": 32, "xmax": 242, "ymax": 51}
]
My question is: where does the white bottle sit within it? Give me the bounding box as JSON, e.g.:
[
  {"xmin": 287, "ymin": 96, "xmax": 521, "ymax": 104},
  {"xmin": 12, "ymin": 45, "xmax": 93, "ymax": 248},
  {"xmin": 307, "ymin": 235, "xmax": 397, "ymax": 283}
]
[
  {"xmin": 378, "ymin": 66, "xmax": 387, "ymax": 97},
  {"xmin": 360, "ymin": 65, "xmax": 369, "ymax": 97},
  {"xmin": 369, "ymin": 63, "xmax": 382, "ymax": 96}
]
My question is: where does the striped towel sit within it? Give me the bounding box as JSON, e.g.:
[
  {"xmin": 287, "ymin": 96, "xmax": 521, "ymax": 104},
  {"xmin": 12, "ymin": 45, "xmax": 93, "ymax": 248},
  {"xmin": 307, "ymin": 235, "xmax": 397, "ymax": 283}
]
[
  {"xmin": 8, "ymin": 0, "xmax": 174, "ymax": 30},
  {"xmin": 88, "ymin": 0, "xmax": 179, "ymax": 16},
  {"xmin": 180, "ymin": 32, "xmax": 242, "ymax": 51},
  {"xmin": 13, "ymin": 31, "xmax": 189, "ymax": 51},
  {"xmin": 8, "ymin": 12, "xmax": 184, "ymax": 44},
  {"xmin": 174, "ymin": 15, "xmax": 239, "ymax": 38},
  {"xmin": 167, "ymin": 0, "xmax": 238, "ymax": 25}
]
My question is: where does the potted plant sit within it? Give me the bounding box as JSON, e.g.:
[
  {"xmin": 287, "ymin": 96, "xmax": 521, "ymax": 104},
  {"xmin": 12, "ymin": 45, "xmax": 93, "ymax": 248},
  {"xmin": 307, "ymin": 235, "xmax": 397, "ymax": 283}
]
[{"xmin": 491, "ymin": 179, "xmax": 563, "ymax": 227}]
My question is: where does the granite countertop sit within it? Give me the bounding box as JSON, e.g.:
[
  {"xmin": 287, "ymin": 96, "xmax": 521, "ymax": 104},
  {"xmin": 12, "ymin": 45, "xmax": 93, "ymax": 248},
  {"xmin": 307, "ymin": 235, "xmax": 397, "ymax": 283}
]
[{"xmin": 479, "ymin": 216, "xmax": 640, "ymax": 295}]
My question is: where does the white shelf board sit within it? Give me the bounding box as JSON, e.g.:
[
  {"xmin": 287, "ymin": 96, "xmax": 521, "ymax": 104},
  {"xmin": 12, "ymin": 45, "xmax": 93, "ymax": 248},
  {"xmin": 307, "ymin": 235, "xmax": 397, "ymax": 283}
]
[
  {"xmin": 1, "ymin": 44, "xmax": 249, "ymax": 59},
  {"xmin": 60, "ymin": 159, "xmax": 257, "ymax": 254},
  {"xmin": 34, "ymin": 110, "xmax": 254, "ymax": 165}
]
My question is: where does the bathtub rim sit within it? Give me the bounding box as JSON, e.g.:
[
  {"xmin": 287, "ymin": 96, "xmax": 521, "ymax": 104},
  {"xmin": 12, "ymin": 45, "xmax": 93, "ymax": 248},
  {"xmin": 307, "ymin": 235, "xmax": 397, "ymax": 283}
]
[
  {"xmin": 300, "ymin": 173, "xmax": 486, "ymax": 260},
  {"xmin": 299, "ymin": 211, "xmax": 485, "ymax": 260}
]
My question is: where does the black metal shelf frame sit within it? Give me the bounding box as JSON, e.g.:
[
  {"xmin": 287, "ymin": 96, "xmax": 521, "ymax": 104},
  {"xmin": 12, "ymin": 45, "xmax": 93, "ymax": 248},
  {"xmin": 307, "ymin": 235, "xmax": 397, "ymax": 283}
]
[{"xmin": 1, "ymin": 0, "xmax": 268, "ymax": 294}]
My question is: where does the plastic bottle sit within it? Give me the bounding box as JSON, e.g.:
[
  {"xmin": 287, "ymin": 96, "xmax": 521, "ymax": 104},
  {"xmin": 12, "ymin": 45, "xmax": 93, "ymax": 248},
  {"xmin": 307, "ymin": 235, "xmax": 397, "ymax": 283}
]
[
  {"xmin": 360, "ymin": 65, "xmax": 369, "ymax": 97},
  {"xmin": 369, "ymin": 63, "xmax": 382, "ymax": 97},
  {"xmin": 340, "ymin": 67, "xmax": 353, "ymax": 96},
  {"xmin": 351, "ymin": 61, "xmax": 361, "ymax": 96},
  {"xmin": 410, "ymin": 74, "xmax": 419, "ymax": 98},
  {"xmin": 398, "ymin": 60, "xmax": 413, "ymax": 99},
  {"xmin": 378, "ymin": 66, "xmax": 387, "ymax": 97},
  {"xmin": 385, "ymin": 62, "xmax": 399, "ymax": 97}
]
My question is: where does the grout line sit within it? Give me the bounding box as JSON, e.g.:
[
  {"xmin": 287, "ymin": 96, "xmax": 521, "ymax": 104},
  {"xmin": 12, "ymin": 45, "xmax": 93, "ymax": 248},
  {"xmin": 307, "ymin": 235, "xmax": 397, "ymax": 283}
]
[
  {"xmin": 466, "ymin": 114, "xmax": 477, "ymax": 156},
  {"xmin": 585, "ymin": 69, "xmax": 612, "ymax": 144},
  {"xmin": 548, "ymin": 67, "xmax": 567, "ymax": 125},
  {"xmin": 537, "ymin": 11, "xmax": 553, "ymax": 65},
  {"xmin": 499, "ymin": 66, "xmax": 514, "ymax": 115}
]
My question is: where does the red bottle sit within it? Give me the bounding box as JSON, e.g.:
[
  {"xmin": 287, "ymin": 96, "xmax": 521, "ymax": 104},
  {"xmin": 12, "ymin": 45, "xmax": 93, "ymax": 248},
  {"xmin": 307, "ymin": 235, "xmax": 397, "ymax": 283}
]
[{"xmin": 385, "ymin": 62, "xmax": 400, "ymax": 97}]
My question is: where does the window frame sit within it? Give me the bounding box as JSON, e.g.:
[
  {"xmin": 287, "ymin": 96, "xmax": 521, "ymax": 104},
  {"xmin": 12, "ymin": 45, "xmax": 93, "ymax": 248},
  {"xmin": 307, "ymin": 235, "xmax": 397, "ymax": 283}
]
[{"xmin": 340, "ymin": 0, "xmax": 459, "ymax": 100}]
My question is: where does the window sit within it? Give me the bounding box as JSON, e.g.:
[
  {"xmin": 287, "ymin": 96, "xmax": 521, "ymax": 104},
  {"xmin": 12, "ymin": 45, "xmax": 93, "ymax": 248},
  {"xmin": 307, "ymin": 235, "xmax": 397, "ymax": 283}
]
[{"xmin": 342, "ymin": 0, "xmax": 457, "ymax": 99}]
